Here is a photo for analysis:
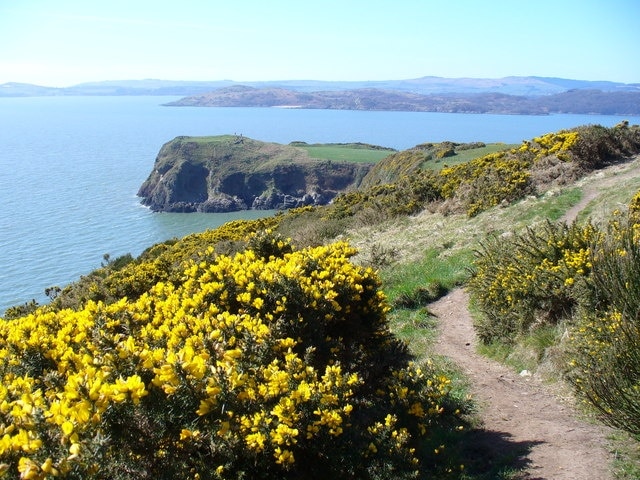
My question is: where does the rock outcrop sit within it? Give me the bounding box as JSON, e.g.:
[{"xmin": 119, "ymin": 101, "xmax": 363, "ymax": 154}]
[{"xmin": 138, "ymin": 135, "xmax": 372, "ymax": 212}]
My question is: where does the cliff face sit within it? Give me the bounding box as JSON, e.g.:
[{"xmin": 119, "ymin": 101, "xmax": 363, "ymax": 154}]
[{"xmin": 137, "ymin": 135, "xmax": 372, "ymax": 212}]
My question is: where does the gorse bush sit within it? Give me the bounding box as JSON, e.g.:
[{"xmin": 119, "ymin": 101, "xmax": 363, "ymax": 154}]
[
  {"xmin": 566, "ymin": 211, "xmax": 640, "ymax": 435},
  {"xmin": 468, "ymin": 220, "xmax": 599, "ymax": 344},
  {"xmin": 438, "ymin": 152, "xmax": 533, "ymax": 217},
  {"xmin": 47, "ymin": 216, "xmax": 282, "ymax": 312},
  {"xmin": 328, "ymin": 171, "xmax": 440, "ymax": 220},
  {"xmin": 570, "ymin": 122, "xmax": 640, "ymax": 169},
  {"xmin": 0, "ymin": 236, "xmax": 462, "ymax": 479}
]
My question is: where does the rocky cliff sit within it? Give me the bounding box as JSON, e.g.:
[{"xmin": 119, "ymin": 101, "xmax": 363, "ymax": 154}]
[{"xmin": 138, "ymin": 135, "xmax": 372, "ymax": 212}]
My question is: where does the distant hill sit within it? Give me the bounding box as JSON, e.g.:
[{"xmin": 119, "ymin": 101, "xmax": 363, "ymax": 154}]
[
  {"xmin": 1, "ymin": 76, "xmax": 638, "ymax": 97},
  {"xmin": 0, "ymin": 79, "xmax": 235, "ymax": 97},
  {"xmin": 166, "ymin": 86, "xmax": 640, "ymax": 115}
]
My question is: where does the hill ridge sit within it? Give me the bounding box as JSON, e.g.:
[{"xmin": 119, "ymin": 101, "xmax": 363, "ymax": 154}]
[{"xmin": 2, "ymin": 75, "xmax": 639, "ymax": 97}]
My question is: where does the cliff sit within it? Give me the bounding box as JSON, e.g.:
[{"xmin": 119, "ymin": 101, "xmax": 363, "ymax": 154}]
[{"xmin": 137, "ymin": 135, "xmax": 372, "ymax": 212}]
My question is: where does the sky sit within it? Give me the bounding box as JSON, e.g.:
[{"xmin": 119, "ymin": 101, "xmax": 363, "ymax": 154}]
[{"xmin": 1, "ymin": 0, "xmax": 639, "ymax": 87}]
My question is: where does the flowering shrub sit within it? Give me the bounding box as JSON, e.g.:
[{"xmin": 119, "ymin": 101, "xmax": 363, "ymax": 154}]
[
  {"xmin": 569, "ymin": 122, "xmax": 640, "ymax": 169},
  {"xmin": 628, "ymin": 190, "xmax": 640, "ymax": 219},
  {"xmin": 468, "ymin": 184, "xmax": 640, "ymax": 434},
  {"xmin": 566, "ymin": 208, "xmax": 640, "ymax": 435},
  {"xmin": 438, "ymin": 153, "xmax": 532, "ymax": 216},
  {"xmin": 329, "ymin": 171, "xmax": 440, "ymax": 220},
  {"xmin": 49, "ymin": 216, "xmax": 282, "ymax": 311},
  {"xmin": 522, "ymin": 131, "xmax": 580, "ymax": 162},
  {"xmin": 468, "ymin": 220, "xmax": 599, "ymax": 343},
  {"xmin": 0, "ymin": 237, "xmax": 461, "ymax": 479}
]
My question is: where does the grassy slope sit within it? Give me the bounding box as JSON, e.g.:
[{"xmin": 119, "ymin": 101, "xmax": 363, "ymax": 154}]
[
  {"xmin": 422, "ymin": 143, "xmax": 518, "ymax": 170},
  {"xmin": 156, "ymin": 136, "xmax": 391, "ymax": 170}
]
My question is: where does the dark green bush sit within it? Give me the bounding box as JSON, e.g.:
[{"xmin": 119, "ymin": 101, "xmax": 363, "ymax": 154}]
[{"xmin": 570, "ymin": 122, "xmax": 640, "ymax": 169}]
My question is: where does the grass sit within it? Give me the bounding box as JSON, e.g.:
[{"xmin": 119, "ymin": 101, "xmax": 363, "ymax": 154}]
[
  {"xmin": 381, "ymin": 247, "xmax": 474, "ymax": 305},
  {"xmin": 187, "ymin": 134, "xmax": 236, "ymax": 144},
  {"xmin": 526, "ymin": 187, "xmax": 582, "ymax": 222},
  {"xmin": 388, "ymin": 307, "xmax": 439, "ymax": 358},
  {"xmin": 609, "ymin": 431, "xmax": 640, "ymax": 480},
  {"xmin": 576, "ymin": 171, "xmax": 640, "ymax": 224},
  {"xmin": 297, "ymin": 143, "xmax": 395, "ymax": 163},
  {"xmin": 161, "ymin": 136, "xmax": 394, "ymax": 168},
  {"xmin": 475, "ymin": 324, "xmax": 564, "ymax": 376}
]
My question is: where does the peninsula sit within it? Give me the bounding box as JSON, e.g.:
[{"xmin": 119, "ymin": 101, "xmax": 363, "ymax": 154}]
[{"xmin": 137, "ymin": 135, "xmax": 382, "ymax": 212}]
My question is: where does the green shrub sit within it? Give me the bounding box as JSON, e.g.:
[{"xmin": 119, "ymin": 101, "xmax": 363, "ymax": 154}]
[
  {"xmin": 328, "ymin": 171, "xmax": 441, "ymax": 220},
  {"xmin": 569, "ymin": 122, "xmax": 640, "ymax": 169},
  {"xmin": 2, "ymin": 300, "xmax": 39, "ymax": 320}
]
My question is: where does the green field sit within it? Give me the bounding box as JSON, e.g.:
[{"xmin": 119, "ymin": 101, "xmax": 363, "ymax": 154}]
[{"xmin": 295, "ymin": 143, "xmax": 396, "ymax": 163}]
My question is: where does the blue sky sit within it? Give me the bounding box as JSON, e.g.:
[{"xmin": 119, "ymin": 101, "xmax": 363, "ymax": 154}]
[{"xmin": 1, "ymin": 0, "xmax": 639, "ymax": 86}]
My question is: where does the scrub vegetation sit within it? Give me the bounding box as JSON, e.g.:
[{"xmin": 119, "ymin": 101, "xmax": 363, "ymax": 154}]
[{"xmin": 2, "ymin": 122, "xmax": 640, "ymax": 479}]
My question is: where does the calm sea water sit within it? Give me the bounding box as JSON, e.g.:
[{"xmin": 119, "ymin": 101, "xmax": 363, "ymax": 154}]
[{"xmin": 1, "ymin": 95, "xmax": 638, "ymax": 313}]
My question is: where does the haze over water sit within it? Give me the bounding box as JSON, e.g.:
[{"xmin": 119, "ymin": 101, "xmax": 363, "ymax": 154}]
[{"xmin": 1, "ymin": 95, "xmax": 638, "ymax": 313}]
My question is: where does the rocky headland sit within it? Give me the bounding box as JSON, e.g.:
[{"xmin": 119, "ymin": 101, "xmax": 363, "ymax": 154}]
[{"xmin": 137, "ymin": 135, "xmax": 373, "ymax": 212}]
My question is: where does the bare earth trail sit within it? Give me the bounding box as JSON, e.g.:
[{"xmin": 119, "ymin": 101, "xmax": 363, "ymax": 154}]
[
  {"xmin": 427, "ymin": 159, "xmax": 640, "ymax": 479},
  {"xmin": 431, "ymin": 289, "xmax": 612, "ymax": 479}
]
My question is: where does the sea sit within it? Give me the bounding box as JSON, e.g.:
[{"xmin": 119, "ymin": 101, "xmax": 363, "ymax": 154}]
[{"xmin": 1, "ymin": 95, "xmax": 638, "ymax": 313}]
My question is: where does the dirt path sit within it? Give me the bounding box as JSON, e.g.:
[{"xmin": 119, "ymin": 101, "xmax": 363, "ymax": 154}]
[
  {"xmin": 430, "ymin": 289, "xmax": 613, "ymax": 480},
  {"xmin": 561, "ymin": 156, "xmax": 640, "ymax": 224}
]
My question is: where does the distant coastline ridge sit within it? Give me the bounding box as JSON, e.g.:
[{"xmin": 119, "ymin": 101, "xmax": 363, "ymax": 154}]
[
  {"xmin": 2, "ymin": 75, "xmax": 639, "ymax": 115},
  {"xmin": 164, "ymin": 84, "xmax": 640, "ymax": 116}
]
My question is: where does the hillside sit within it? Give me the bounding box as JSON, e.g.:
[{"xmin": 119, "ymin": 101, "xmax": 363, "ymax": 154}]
[{"xmin": 3, "ymin": 122, "xmax": 640, "ymax": 479}]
